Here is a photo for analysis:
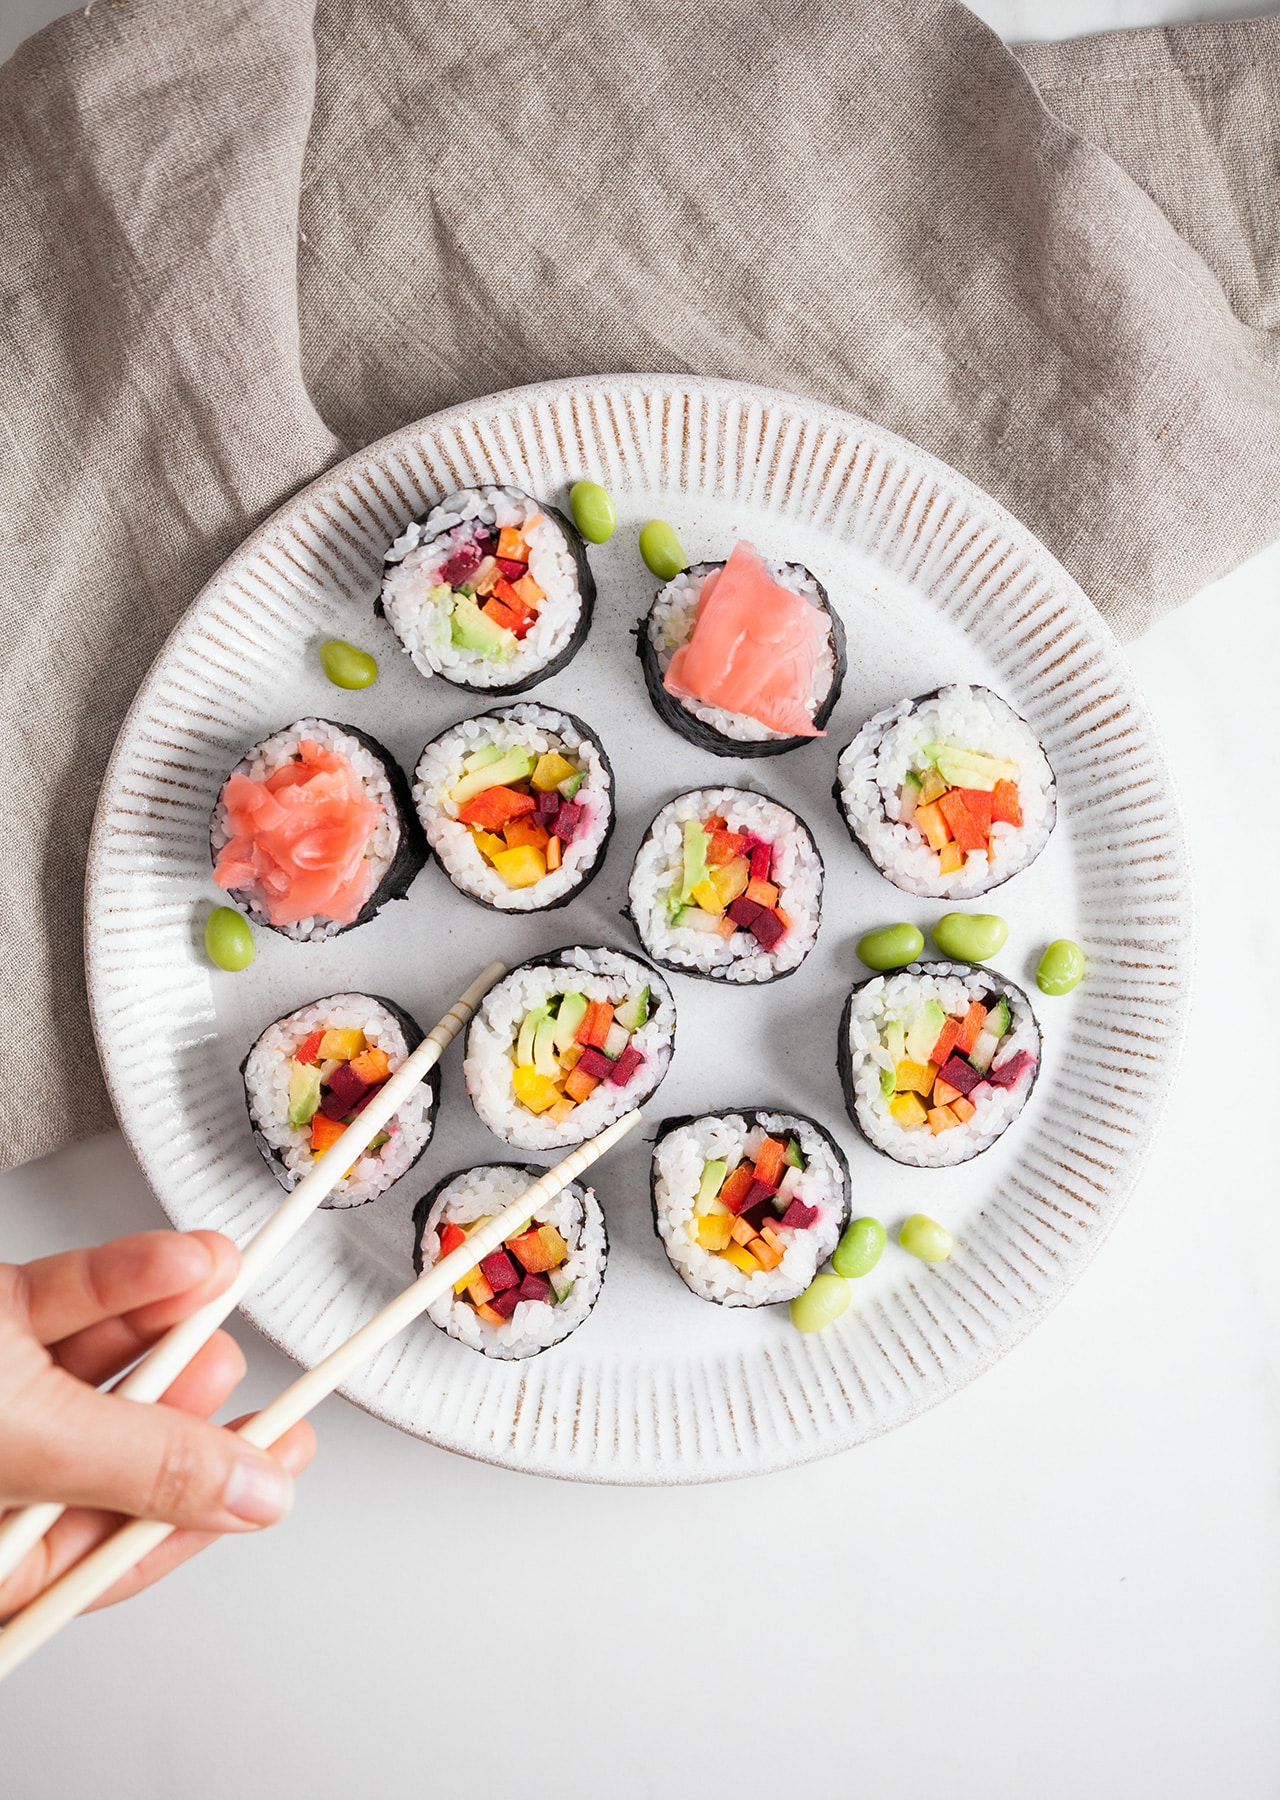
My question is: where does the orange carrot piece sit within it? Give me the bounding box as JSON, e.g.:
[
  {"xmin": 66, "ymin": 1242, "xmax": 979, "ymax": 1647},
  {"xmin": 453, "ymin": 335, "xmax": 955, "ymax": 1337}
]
[
  {"xmin": 745, "ymin": 878, "xmax": 779, "ymax": 908},
  {"xmin": 753, "ymin": 1136, "xmax": 787, "ymax": 1190},
  {"xmin": 991, "ymin": 779, "xmax": 1023, "ymax": 827},
  {"xmin": 927, "ymin": 1104, "xmax": 960, "ymax": 1135},
  {"xmin": 349, "ymin": 1045, "xmax": 392, "ymax": 1086},
  {"xmin": 951, "ymin": 1095, "xmax": 977, "ymax": 1122},
  {"xmin": 955, "ymin": 1001, "xmax": 988, "ymax": 1055},
  {"xmin": 545, "ymin": 834, "xmax": 562, "ymax": 872},
  {"xmin": 563, "ymin": 1066, "xmax": 599, "ymax": 1104},
  {"xmin": 914, "ymin": 800, "xmax": 951, "ymax": 851},
  {"xmin": 502, "ymin": 815, "xmax": 550, "ymax": 852},
  {"xmin": 929, "ymin": 1018, "xmax": 961, "ymax": 1067},
  {"xmin": 474, "ymin": 1302, "xmax": 506, "ymax": 1327},
  {"xmin": 750, "ymin": 1235, "xmax": 784, "ymax": 1271},
  {"xmin": 496, "ymin": 526, "xmax": 529, "ymax": 563},
  {"xmin": 576, "ymin": 1000, "xmax": 615, "ymax": 1049},
  {"xmin": 512, "ymin": 572, "xmax": 545, "ymax": 610}
]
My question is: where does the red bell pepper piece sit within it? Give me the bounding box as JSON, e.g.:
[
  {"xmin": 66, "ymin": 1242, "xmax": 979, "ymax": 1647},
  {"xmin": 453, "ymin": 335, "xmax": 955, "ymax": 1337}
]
[
  {"xmin": 954, "ymin": 1001, "xmax": 987, "ymax": 1054},
  {"xmin": 956, "ymin": 788, "xmax": 994, "ymax": 834},
  {"xmin": 929, "ymin": 1017, "xmax": 961, "ymax": 1067},
  {"xmin": 309, "ymin": 1113, "xmax": 347, "ymax": 1153},
  {"xmin": 439, "ymin": 1222, "xmax": 467, "ymax": 1259},
  {"xmin": 456, "ymin": 786, "xmax": 538, "ymax": 832},
  {"xmin": 295, "ymin": 1029, "xmax": 325, "ymax": 1066},
  {"xmin": 753, "ymin": 1136, "xmax": 787, "ymax": 1190},
  {"xmin": 717, "ymin": 1165, "xmax": 755, "ymax": 1215},
  {"xmin": 937, "ymin": 789, "xmax": 987, "ymax": 854},
  {"xmin": 576, "ymin": 1000, "xmax": 615, "ymax": 1049}
]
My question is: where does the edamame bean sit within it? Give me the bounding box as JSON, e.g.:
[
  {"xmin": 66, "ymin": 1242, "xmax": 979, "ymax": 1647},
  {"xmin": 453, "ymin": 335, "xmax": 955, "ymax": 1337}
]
[
  {"xmin": 569, "ymin": 480, "xmax": 617, "ymax": 544},
  {"xmin": 789, "ymin": 1272, "xmax": 852, "ymax": 1334},
  {"xmin": 833, "ymin": 1216, "xmax": 887, "ymax": 1279},
  {"xmin": 899, "ymin": 1213, "xmax": 953, "ymax": 1263},
  {"xmin": 638, "ymin": 518, "xmax": 687, "ymax": 581},
  {"xmin": 931, "ymin": 911, "xmax": 1008, "ymax": 963},
  {"xmin": 857, "ymin": 923, "xmax": 924, "ymax": 971},
  {"xmin": 1037, "ymin": 938, "xmax": 1085, "ymax": 996},
  {"xmin": 204, "ymin": 906, "xmax": 255, "ymax": 972},
  {"xmin": 319, "ymin": 639, "xmax": 378, "ymax": 690}
]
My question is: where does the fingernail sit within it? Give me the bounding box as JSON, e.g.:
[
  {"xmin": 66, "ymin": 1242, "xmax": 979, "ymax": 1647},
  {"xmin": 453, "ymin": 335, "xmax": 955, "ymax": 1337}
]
[{"xmin": 223, "ymin": 1456, "xmax": 294, "ymax": 1525}]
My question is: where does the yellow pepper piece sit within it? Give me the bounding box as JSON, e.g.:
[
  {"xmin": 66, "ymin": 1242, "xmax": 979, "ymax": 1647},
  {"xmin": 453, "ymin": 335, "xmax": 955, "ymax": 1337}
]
[
  {"xmin": 919, "ymin": 767, "xmax": 947, "ymax": 805},
  {"xmin": 318, "ymin": 1027, "xmax": 365, "ymax": 1062},
  {"xmin": 491, "ymin": 844, "xmax": 547, "ymax": 888},
  {"xmin": 894, "ymin": 1059, "xmax": 938, "ymax": 1095},
  {"xmin": 708, "ymin": 856, "xmax": 750, "ymax": 906},
  {"xmin": 690, "ymin": 878, "xmax": 725, "ymax": 916},
  {"xmin": 722, "ymin": 1242, "xmax": 763, "ymax": 1275},
  {"xmin": 537, "ymin": 1224, "xmax": 570, "ymax": 1267},
  {"xmin": 512, "ymin": 1064, "xmax": 563, "ymax": 1113},
  {"xmin": 693, "ymin": 1214, "xmax": 734, "ymax": 1252},
  {"xmin": 888, "ymin": 1090, "xmax": 929, "ymax": 1128},
  {"xmin": 471, "ymin": 830, "xmax": 507, "ymax": 863},
  {"xmin": 530, "ymin": 752, "xmax": 578, "ymax": 793},
  {"xmin": 937, "ymin": 842, "xmax": 964, "ymax": 875}
]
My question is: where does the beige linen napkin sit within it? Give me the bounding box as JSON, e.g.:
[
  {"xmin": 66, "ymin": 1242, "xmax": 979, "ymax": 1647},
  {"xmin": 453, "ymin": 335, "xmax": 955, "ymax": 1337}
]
[{"xmin": 1, "ymin": 0, "xmax": 1276, "ymax": 1170}]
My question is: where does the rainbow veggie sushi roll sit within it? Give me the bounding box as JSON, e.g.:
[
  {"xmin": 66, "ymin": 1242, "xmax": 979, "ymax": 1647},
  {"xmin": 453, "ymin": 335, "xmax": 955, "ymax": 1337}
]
[
  {"xmin": 464, "ymin": 946, "xmax": 675, "ymax": 1152},
  {"xmin": 637, "ymin": 541, "xmax": 846, "ymax": 755},
  {"xmin": 413, "ymin": 703, "xmax": 614, "ymax": 911},
  {"xmin": 838, "ymin": 960, "xmax": 1040, "ymax": 1167},
  {"xmin": 210, "ymin": 719, "xmax": 426, "ymax": 942},
  {"xmin": 241, "ymin": 993, "xmax": 437, "ymax": 1207},
  {"xmin": 412, "ymin": 1163, "xmax": 607, "ymax": 1359},
  {"xmin": 627, "ymin": 787, "xmax": 822, "ymax": 984},
  {"xmin": 835, "ymin": 684, "xmax": 1056, "ymax": 899},
  {"xmin": 378, "ymin": 485, "xmax": 595, "ymax": 695},
  {"xmin": 650, "ymin": 1109, "xmax": 848, "ymax": 1306}
]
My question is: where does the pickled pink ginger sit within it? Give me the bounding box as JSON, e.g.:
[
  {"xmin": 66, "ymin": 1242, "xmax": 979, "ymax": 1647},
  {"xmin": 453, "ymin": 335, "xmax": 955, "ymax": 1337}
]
[
  {"xmin": 662, "ymin": 542, "xmax": 826, "ymax": 737},
  {"xmin": 213, "ymin": 741, "xmax": 383, "ymax": 927}
]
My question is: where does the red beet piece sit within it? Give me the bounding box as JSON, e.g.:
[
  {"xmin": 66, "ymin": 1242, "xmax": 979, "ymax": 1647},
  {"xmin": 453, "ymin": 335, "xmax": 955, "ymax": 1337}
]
[
  {"xmin": 555, "ymin": 799, "xmax": 583, "ymax": 843},
  {"xmin": 726, "ymin": 895, "xmax": 763, "ymax": 930},
  {"xmin": 988, "ymin": 1050, "xmax": 1035, "ymax": 1088},
  {"xmin": 518, "ymin": 1272, "xmax": 552, "ymax": 1304},
  {"xmin": 577, "ymin": 1045, "xmax": 615, "ymax": 1080},
  {"xmin": 496, "ymin": 556, "xmax": 528, "ymax": 581},
  {"xmin": 440, "ymin": 543, "xmax": 482, "ymax": 586},
  {"xmin": 749, "ymin": 909, "xmax": 786, "ymax": 951},
  {"xmin": 940, "ymin": 1054, "xmax": 982, "ymax": 1096},
  {"xmin": 535, "ymin": 788, "xmax": 561, "ymax": 821},
  {"xmin": 744, "ymin": 1176, "xmax": 778, "ymax": 1209},
  {"xmin": 607, "ymin": 1044, "xmax": 645, "ymax": 1087},
  {"xmin": 779, "ymin": 1199, "xmax": 818, "ymax": 1230},
  {"xmin": 490, "ymin": 1286, "xmax": 523, "ymax": 1319},
  {"xmin": 327, "ymin": 1062, "xmax": 369, "ymax": 1107},
  {"xmin": 741, "ymin": 1199, "xmax": 777, "ymax": 1232},
  {"xmin": 741, "ymin": 836, "xmax": 773, "ymax": 882},
  {"xmin": 320, "ymin": 1088, "xmax": 353, "ymax": 1121},
  {"xmin": 479, "ymin": 1249, "xmax": 520, "ymax": 1293}
]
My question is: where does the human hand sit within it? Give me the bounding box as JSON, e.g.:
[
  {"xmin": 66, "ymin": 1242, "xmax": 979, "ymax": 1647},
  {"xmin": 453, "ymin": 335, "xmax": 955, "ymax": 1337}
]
[{"xmin": 0, "ymin": 1231, "xmax": 315, "ymax": 1621}]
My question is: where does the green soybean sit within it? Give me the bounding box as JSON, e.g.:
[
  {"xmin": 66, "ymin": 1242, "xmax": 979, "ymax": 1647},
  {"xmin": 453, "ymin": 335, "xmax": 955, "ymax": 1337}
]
[
  {"xmin": 899, "ymin": 1213, "xmax": 953, "ymax": 1263},
  {"xmin": 638, "ymin": 519, "xmax": 687, "ymax": 581},
  {"xmin": 569, "ymin": 480, "xmax": 617, "ymax": 544},
  {"xmin": 319, "ymin": 639, "xmax": 378, "ymax": 690},
  {"xmin": 857, "ymin": 923, "xmax": 924, "ymax": 972},
  {"xmin": 204, "ymin": 906, "xmax": 255, "ymax": 973},
  {"xmin": 931, "ymin": 911, "xmax": 1008, "ymax": 963},
  {"xmin": 1037, "ymin": 938, "xmax": 1085, "ymax": 996},
  {"xmin": 833, "ymin": 1216, "xmax": 887, "ymax": 1280},
  {"xmin": 789, "ymin": 1272, "xmax": 852, "ymax": 1334}
]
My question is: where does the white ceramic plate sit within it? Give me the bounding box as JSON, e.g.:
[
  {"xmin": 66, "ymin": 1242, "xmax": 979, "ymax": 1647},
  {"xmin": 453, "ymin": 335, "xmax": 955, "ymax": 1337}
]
[{"xmin": 87, "ymin": 375, "xmax": 1192, "ymax": 1484}]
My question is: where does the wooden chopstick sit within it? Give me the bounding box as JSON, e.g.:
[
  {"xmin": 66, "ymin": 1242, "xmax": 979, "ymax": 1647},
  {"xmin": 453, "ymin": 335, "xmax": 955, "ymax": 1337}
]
[
  {"xmin": 0, "ymin": 1109, "xmax": 640, "ymax": 1681},
  {"xmin": 0, "ymin": 960, "xmax": 506, "ymax": 1589}
]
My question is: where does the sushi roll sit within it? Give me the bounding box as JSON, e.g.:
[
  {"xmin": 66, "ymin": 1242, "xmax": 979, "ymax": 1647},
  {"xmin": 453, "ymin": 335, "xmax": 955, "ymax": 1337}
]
[
  {"xmin": 834, "ymin": 683, "xmax": 1056, "ymax": 899},
  {"xmin": 413, "ymin": 703, "xmax": 614, "ymax": 911},
  {"xmin": 378, "ymin": 485, "xmax": 595, "ymax": 694},
  {"xmin": 412, "ymin": 1163, "xmax": 607, "ymax": 1359},
  {"xmin": 650, "ymin": 1109, "xmax": 849, "ymax": 1307},
  {"xmin": 838, "ymin": 960, "xmax": 1041, "ymax": 1167},
  {"xmin": 210, "ymin": 719, "xmax": 426, "ymax": 941},
  {"xmin": 627, "ymin": 787, "xmax": 822, "ymax": 984},
  {"xmin": 637, "ymin": 540, "xmax": 846, "ymax": 756},
  {"xmin": 241, "ymin": 993, "xmax": 438, "ymax": 1207},
  {"xmin": 465, "ymin": 946, "xmax": 675, "ymax": 1151}
]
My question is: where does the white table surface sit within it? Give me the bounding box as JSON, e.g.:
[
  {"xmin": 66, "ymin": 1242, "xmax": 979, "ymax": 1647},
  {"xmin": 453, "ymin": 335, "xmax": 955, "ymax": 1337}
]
[{"xmin": 3, "ymin": 3, "xmax": 1278, "ymax": 1796}]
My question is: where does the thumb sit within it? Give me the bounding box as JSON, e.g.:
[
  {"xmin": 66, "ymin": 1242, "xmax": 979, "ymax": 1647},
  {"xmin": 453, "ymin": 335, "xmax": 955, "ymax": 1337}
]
[{"xmin": 11, "ymin": 1367, "xmax": 295, "ymax": 1532}]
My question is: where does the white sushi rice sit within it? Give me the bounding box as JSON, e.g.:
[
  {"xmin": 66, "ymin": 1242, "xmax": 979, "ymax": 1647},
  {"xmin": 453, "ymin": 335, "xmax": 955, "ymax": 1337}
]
[
  {"xmin": 382, "ymin": 486, "xmax": 583, "ymax": 687},
  {"xmin": 845, "ymin": 964, "xmax": 1040, "ymax": 1168},
  {"xmin": 836, "ymin": 684, "xmax": 1055, "ymax": 900},
  {"xmin": 210, "ymin": 719, "xmax": 400, "ymax": 943},
  {"xmin": 419, "ymin": 1165, "xmax": 606, "ymax": 1359},
  {"xmin": 465, "ymin": 947, "xmax": 674, "ymax": 1151},
  {"xmin": 647, "ymin": 560, "xmax": 837, "ymax": 742},
  {"xmin": 628, "ymin": 787, "xmax": 822, "ymax": 982},
  {"xmin": 242, "ymin": 994, "xmax": 435, "ymax": 1207},
  {"xmin": 413, "ymin": 704, "xmax": 611, "ymax": 911},
  {"xmin": 652, "ymin": 1112, "xmax": 846, "ymax": 1306}
]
